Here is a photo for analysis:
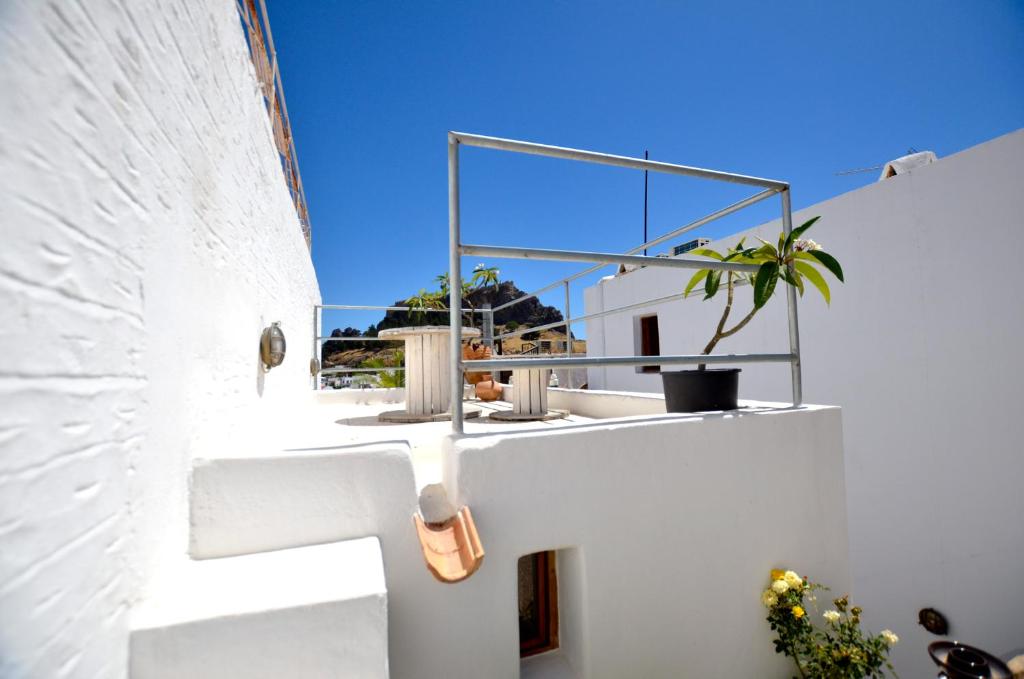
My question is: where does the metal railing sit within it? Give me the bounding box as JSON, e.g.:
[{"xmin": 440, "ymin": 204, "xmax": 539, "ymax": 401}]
[
  {"xmin": 312, "ymin": 304, "xmax": 492, "ymax": 389},
  {"xmin": 237, "ymin": 0, "xmax": 312, "ymax": 249},
  {"xmin": 448, "ymin": 132, "xmax": 803, "ymax": 434}
]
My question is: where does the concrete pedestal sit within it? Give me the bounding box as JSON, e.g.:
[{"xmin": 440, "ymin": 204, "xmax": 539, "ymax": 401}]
[{"xmin": 377, "ymin": 326, "xmax": 480, "ymax": 422}]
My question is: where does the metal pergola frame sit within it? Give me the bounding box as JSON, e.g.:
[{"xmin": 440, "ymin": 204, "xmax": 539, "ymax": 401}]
[{"xmin": 448, "ymin": 132, "xmax": 802, "ymax": 433}]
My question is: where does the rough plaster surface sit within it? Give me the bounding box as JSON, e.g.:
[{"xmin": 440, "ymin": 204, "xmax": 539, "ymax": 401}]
[
  {"xmin": 0, "ymin": 1, "xmax": 320, "ymax": 676},
  {"xmin": 583, "ymin": 129, "xmax": 1024, "ymax": 676}
]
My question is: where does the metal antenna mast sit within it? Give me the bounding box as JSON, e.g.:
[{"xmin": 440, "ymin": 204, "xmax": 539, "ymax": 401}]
[{"xmin": 643, "ymin": 149, "xmax": 649, "ymax": 255}]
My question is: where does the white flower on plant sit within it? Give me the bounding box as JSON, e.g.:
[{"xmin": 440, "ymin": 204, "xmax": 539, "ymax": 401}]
[
  {"xmin": 823, "ymin": 610, "xmax": 841, "ymax": 623},
  {"xmin": 793, "ymin": 238, "xmax": 822, "ymax": 252},
  {"xmin": 762, "ymin": 590, "xmax": 778, "ymax": 607},
  {"xmin": 771, "ymin": 579, "xmax": 790, "ymax": 594},
  {"xmin": 784, "ymin": 570, "xmax": 803, "ymax": 590},
  {"xmin": 881, "ymin": 630, "xmax": 899, "ymax": 646}
]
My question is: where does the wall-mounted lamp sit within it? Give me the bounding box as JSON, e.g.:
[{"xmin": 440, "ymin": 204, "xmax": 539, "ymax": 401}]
[
  {"xmin": 260, "ymin": 322, "xmax": 286, "ymax": 370},
  {"xmin": 918, "ymin": 607, "xmax": 949, "ymax": 636}
]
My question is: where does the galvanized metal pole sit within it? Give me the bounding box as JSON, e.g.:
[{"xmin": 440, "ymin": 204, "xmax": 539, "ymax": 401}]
[
  {"xmin": 313, "ymin": 304, "xmax": 320, "ymax": 390},
  {"xmin": 448, "ymin": 135, "xmax": 464, "ymax": 432},
  {"xmin": 780, "ymin": 189, "xmax": 803, "ymax": 406},
  {"xmin": 491, "ymin": 187, "xmax": 777, "ymax": 313},
  {"xmin": 564, "ymin": 280, "xmax": 573, "ymax": 388},
  {"xmin": 481, "ymin": 304, "xmax": 494, "ymax": 348},
  {"xmin": 451, "ymin": 132, "xmax": 788, "ymax": 191}
]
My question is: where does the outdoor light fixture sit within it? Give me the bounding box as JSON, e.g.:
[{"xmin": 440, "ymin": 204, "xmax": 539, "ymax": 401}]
[
  {"xmin": 918, "ymin": 607, "xmax": 949, "ymax": 635},
  {"xmin": 260, "ymin": 321, "xmax": 286, "ymax": 370}
]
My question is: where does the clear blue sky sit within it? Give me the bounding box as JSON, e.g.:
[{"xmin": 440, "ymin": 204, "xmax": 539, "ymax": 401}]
[{"xmin": 266, "ymin": 0, "xmax": 1023, "ymax": 334}]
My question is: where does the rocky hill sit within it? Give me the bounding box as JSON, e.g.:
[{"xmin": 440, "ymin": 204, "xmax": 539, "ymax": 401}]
[
  {"xmin": 321, "ymin": 280, "xmax": 574, "ymax": 368},
  {"xmin": 373, "ymin": 280, "xmax": 564, "ymax": 332}
]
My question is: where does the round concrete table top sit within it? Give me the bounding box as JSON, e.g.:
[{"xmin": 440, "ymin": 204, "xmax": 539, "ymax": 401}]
[{"xmin": 378, "ymin": 325, "xmax": 481, "ymax": 339}]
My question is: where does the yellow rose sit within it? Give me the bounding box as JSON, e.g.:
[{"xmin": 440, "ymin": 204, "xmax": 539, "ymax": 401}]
[
  {"xmin": 770, "ymin": 569, "xmax": 786, "ymax": 581},
  {"xmin": 761, "ymin": 590, "xmax": 778, "ymax": 607},
  {"xmin": 791, "ymin": 606, "xmax": 805, "ymax": 619},
  {"xmin": 784, "ymin": 570, "xmax": 803, "ymax": 590}
]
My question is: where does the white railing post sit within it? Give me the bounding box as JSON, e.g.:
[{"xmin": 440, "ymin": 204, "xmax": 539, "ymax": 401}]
[
  {"xmin": 780, "ymin": 188, "xmax": 802, "ymax": 407},
  {"xmin": 564, "ymin": 280, "xmax": 573, "ymax": 388},
  {"xmin": 448, "ymin": 134, "xmax": 464, "ymax": 432}
]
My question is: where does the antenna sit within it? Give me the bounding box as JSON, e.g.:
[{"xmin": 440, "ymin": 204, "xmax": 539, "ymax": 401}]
[
  {"xmin": 643, "ymin": 150, "xmax": 649, "ymax": 256},
  {"xmin": 835, "ymin": 147, "xmax": 920, "ymax": 176}
]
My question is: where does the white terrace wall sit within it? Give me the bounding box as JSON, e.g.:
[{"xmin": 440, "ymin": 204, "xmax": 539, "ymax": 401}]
[
  {"xmin": 0, "ymin": 1, "xmax": 320, "ymax": 677},
  {"xmin": 583, "ymin": 129, "xmax": 1024, "ymax": 676},
  {"xmin": 444, "ymin": 406, "xmax": 849, "ymax": 678}
]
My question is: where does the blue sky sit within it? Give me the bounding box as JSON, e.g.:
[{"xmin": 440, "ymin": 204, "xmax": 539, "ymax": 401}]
[{"xmin": 266, "ymin": 0, "xmax": 1024, "ymax": 335}]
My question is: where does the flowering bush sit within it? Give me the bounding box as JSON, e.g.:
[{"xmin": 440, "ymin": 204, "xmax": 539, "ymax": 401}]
[{"xmin": 762, "ymin": 569, "xmax": 898, "ymax": 678}]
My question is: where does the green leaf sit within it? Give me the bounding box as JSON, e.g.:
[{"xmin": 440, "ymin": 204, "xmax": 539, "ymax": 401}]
[
  {"xmin": 781, "ymin": 266, "xmax": 805, "ymax": 296},
  {"xmin": 690, "ymin": 247, "xmax": 724, "ymax": 261},
  {"xmin": 784, "ymin": 215, "xmax": 821, "ymax": 252},
  {"xmin": 684, "ymin": 269, "xmax": 709, "ymax": 298},
  {"xmin": 807, "ymin": 250, "xmax": 844, "ymax": 282},
  {"xmin": 753, "ymin": 262, "xmax": 779, "ymax": 309},
  {"xmin": 704, "ymin": 270, "xmax": 722, "ymax": 299},
  {"xmin": 794, "ymin": 261, "xmax": 831, "ymax": 304}
]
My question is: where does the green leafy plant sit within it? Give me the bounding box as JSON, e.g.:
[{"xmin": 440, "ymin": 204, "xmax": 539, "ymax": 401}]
[
  {"xmin": 409, "ymin": 263, "xmax": 502, "ymax": 327},
  {"xmin": 684, "ymin": 217, "xmax": 844, "ymax": 358},
  {"xmin": 762, "ymin": 569, "xmax": 898, "ymax": 678},
  {"xmin": 405, "ymin": 288, "xmax": 446, "ymax": 324},
  {"xmin": 359, "ymin": 350, "xmax": 405, "ymax": 388}
]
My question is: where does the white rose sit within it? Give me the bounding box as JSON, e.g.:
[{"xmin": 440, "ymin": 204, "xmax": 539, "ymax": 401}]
[
  {"xmin": 771, "ymin": 579, "xmax": 790, "ymax": 594},
  {"xmin": 823, "ymin": 610, "xmax": 841, "ymax": 623},
  {"xmin": 784, "ymin": 571, "xmax": 803, "ymax": 590},
  {"xmin": 761, "ymin": 590, "xmax": 778, "ymax": 607},
  {"xmin": 881, "ymin": 630, "xmax": 899, "ymax": 646}
]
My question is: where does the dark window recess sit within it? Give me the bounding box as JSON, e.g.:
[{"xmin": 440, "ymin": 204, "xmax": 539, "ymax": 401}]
[
  {"xmin": 518, "ymin": 551, "xmax": 559, "ymax": 658},
  {"xmin": 640, "ymin": 315, "xmax": 660, "ymax": 373}
]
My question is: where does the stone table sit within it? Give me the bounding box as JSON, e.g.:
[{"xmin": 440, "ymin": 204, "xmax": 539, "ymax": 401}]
[{"xmin": 377, "ymin": 326, "xmax": 480, "ymax": 422}]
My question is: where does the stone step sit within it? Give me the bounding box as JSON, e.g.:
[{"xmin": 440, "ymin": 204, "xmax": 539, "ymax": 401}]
[{"xmin": 130, "ymin": 537, "xmax": 388, "ymax": 679}]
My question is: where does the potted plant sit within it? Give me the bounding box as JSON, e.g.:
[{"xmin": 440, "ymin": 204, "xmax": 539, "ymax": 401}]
[
  {"xmin": 761, "ymin": 568, "xmax": 898, "ymax": 678},
  {"xmin": 660, "ymin": 217, "xmax": 843, "ymax": 412},
  {"xmin": 406, "ymin": 264, "xmax": 501, "ymax": 328}
]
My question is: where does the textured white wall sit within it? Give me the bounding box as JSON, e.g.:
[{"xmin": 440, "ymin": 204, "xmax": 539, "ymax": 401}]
[
  {"xmin": 583, "ymin": 129, "xmax": 1024, "ymax": 675},
  {"xmin": 0, "ymin": 0, "xmax": 320, "ymax": 676}
]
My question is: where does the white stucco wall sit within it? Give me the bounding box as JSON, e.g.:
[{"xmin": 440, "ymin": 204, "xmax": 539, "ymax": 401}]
[
  {"xmin": 583, "ymin": 129, "xmax": 1024, "ymax": 675},
  {"xmin": 189, "ymin": 406, "xmax": 847, "ymax": 679},
  {"xmin": 444, "ymin": 405, "xmax": 849, "ymax": 678},
  {"xmin": 0, "ymin": 1, "xmax": 320, "ymax": 676}
]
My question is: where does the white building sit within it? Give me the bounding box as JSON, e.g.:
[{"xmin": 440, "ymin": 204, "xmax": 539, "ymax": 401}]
[
  {"xmin": 584, "ymin": 129, "xmax": 1024, "ymax": 677},
  {"xmin": 0, "ymin": 1, "xmax": 1017, "ymax": 678}
]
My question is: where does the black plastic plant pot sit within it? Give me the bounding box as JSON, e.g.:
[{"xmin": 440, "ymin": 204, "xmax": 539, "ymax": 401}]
[{"xmin": 660, "ymin": 368, "xmax": 741, "ymax": 413}]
